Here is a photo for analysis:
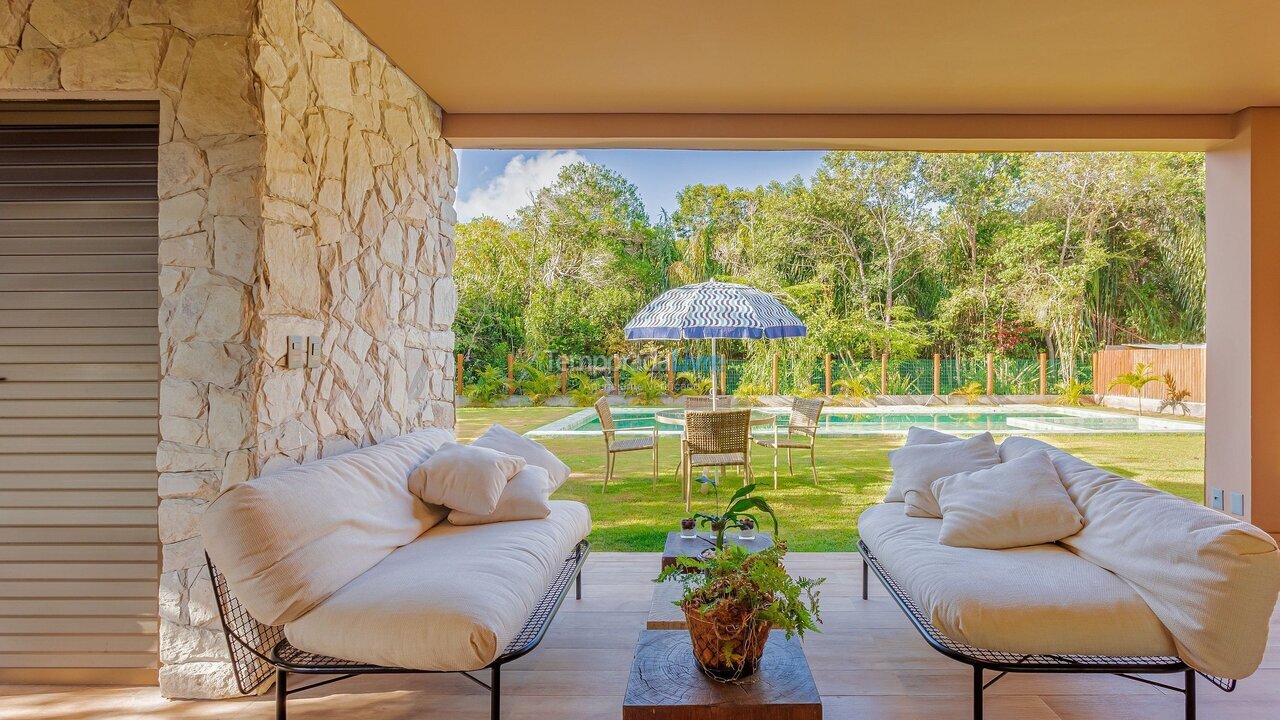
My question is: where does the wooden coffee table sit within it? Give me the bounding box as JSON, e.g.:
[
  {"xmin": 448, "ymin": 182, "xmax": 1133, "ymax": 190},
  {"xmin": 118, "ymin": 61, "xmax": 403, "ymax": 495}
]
[
  {"xmin": 622, "ymin": 630, "xmax": 821, "ymax": 719},
  {"xmin": 661, "ymin": 531, "xmax": 773, "ymax": 569}
]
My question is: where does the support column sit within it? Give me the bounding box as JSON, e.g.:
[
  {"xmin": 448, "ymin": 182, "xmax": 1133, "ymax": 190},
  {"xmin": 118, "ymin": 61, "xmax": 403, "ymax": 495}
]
[{"xmin": 1206, "ymin": 107, "xmax": 1280, "ymax": 535}]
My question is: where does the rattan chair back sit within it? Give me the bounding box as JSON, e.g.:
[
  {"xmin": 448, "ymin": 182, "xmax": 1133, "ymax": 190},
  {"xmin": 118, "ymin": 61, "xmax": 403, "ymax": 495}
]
[
  {"xmin": 684, "ymin": 395, "xmax": 734, "ymax": 411},
  {"xmin": 789, "ymin": 398, "xmax": 825, "ymax": 438},
  {"xmin": 684, "ymin": 409, "xmax": 752, "ymax": 456},
  {"xmin": 593, "ymin": 396, "xmax": 615, "ymax": 433}
]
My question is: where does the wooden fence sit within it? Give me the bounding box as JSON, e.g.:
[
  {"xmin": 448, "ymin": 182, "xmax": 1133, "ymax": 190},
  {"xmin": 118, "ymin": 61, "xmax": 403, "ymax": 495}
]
[{"xmin": 1093, "ymin": 346, "xmax": 1205, "ymax": 403}]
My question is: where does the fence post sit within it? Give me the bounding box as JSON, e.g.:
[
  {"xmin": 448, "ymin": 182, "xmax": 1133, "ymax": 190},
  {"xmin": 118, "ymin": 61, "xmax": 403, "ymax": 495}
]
[
  {"xmin": 880, "ymin": 353, "xmax": 888, "ymax": 395},
  {"xmin": 560, "ymin": 355, "xmax": 568, "ymax": 394},
  {"xmin": 986, "ymin": 353, "xmax": 995, "ymax": 395},
  {"xmin": 666, "ymin": 351, "xmax": 675, "ymax": 394},
  {"xmin": 933, "ymin": 353, "xmax": 941, "ymax": 395},
  {"xmin": 613, "ymin": 353, "xmax": 620, "ymax": 394},
  {"xmin": 771, "ymin": 354, "xmax": 779, "ymax": 395},
  {"xmin": 455, "ymin": 353, "xmax": 464, "ymax": 395},
  {"xmin": 1039, "ymin": 352, "xmax": 1048, "ymax": 395},
  {"xmin": 507, "ymin": 354, "xmax": 515, "ymax": 390},
  {"xmin": 824, "ymin": 353, "xmax": 832, "ymax": 395},
  {"xmin": 720, "ymin": 359, "xmax": 727, "ymax": 395}
]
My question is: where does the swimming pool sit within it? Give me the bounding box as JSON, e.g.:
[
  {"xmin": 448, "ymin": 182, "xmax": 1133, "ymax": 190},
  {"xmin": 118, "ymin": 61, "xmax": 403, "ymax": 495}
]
[{"xmin": 526, "ymin": 404, "xmax": 1204, "ymax": 437}]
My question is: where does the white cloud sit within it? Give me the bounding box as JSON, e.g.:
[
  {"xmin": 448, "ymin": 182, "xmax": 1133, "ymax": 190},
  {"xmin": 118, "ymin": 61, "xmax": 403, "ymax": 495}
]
[{"xmin": 456, "ymin": 150, "xmax": 586, "ymax": 222}]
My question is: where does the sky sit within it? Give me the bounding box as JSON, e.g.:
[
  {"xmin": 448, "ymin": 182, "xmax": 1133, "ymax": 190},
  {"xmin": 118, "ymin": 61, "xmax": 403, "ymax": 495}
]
[{"xmin": 455, "ymin": 149, "xmax": 827, "ymax": 223}]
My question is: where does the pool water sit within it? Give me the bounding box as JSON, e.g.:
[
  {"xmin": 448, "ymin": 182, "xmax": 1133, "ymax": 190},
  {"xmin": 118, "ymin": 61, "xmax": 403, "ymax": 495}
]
[{"xmin": 531, "ymin": 405, "xmax": 1203, "ymax": 436}]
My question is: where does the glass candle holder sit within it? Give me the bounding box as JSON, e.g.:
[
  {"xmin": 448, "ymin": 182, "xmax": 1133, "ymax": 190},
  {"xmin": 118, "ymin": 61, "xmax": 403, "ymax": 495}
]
[
  {"xmin": 738, "ymin": 517, "xmax": 756, "ymax": 540},
  {"xmin": 679, "ymin": 517, "xmax": 697, "ymax": 539}
]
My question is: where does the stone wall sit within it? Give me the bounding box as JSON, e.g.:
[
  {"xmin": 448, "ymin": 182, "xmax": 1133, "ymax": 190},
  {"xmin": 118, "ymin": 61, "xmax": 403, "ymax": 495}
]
[
  {"xmin": 253, "ymin": 0, "xmax": 457, "ymax": 472},
  {"xmin": 0, "ymin": 0, "xmax": 456, "ymax": 699}
]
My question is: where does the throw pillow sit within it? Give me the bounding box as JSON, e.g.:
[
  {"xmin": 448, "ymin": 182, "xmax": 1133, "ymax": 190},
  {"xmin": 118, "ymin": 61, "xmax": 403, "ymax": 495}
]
[
  {"xmin": 931, "ymin": 450, "xmax": 1084, "ymax": 549},
  {"xmin": 408, "ymin": 442, "xmax": 525, "ymax": 515},
  {"xmin": 447, "ymin": 466, "xmax": 553, "ymax": 526},
  {"xmin": 472, "ymin": 424, "xmax": 572, "ymax": 491},
  {"xmin": 885, "ymin": 432, "xmax": 1000, "ymax": 517},
  {"xmin": 905, "ymin": 426, "xmax": 961, "ymax": 446}
]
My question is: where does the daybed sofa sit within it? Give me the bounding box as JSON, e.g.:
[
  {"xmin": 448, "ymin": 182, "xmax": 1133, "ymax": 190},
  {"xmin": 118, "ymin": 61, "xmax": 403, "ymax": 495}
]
[
  {"xmin": 201, "ymin": 428, "xmax": 591, "ymax": 720},
  {"xmin": 859, "ymin": 433, "xmax": 1280, "ymax": 720}
]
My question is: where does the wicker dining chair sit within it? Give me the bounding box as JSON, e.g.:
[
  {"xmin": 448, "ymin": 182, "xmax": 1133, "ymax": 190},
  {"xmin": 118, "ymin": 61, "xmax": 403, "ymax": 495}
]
[
  {"xmin": 683, "ymin": 395, "xmax": 735, "ymax": 411},
  {"xmin": 680, "ymin": 409, "xmax": 753, "ymax": 511},
  {"xmin": 754, "ymin": 397, "xmax": 824, "ymax": 487},
  {"xmin": 594, "ymin": 397, "xmax": 657, "ymax": 493}
]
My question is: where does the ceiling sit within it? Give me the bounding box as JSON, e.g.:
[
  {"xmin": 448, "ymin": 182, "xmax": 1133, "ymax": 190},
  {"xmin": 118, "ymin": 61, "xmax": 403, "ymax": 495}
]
[{"xmin": 331, "ymin": 0, "xmax": 1280, "ymax": 116}]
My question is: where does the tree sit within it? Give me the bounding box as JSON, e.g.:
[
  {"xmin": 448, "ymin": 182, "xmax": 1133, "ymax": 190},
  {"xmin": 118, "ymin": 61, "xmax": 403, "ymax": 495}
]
[{"xmin": 1106, "ymin": 362, "xmax": 1163, "ymax": 416}]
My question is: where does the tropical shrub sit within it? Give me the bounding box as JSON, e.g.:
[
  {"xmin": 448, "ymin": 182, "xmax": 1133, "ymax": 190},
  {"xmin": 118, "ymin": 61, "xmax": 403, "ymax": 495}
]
[
  {"xmin": 623, "ymin": 361, "xmax": 667, "ymax": 405},
  {"xmin": 950, "ymin": 381, "xmax": 985, "ymax": 403},
  {"xmin": 462, "ymin": 365, "xmax": 510, "ymax": 407},
  {"xmin": 567, "ymin": 372, "xmax": 606, "ymax": 407},
  {"xmin": 516, "ymin": 362, "xmax": 561, "ymax": 405},
  {"xmin": 675, "ymin": 370, "xmax": 712, "ymax": 396},
  {"xmin": 1054, "ymin": 378, "xmax": 1092, "ymax": 406},
  {"xmin": 1158, "ymin": 371, "xmax": 1192, "ymax": 415},
  {"xmin": 734, "ymin": 381, "xmax": 770, "ymax": 406}
]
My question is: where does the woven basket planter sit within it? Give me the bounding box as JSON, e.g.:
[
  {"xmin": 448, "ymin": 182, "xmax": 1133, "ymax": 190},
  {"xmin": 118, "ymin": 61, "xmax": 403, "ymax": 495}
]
[{"xmin": 682, "ymin": 600, "xmax": 771, "ymax": 681}]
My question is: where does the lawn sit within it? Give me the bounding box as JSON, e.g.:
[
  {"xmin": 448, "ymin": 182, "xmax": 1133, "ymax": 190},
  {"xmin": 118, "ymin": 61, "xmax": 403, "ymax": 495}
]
[{"xmin": 457, "ymin": 406, "xmax": 1206, "ymax": 552}]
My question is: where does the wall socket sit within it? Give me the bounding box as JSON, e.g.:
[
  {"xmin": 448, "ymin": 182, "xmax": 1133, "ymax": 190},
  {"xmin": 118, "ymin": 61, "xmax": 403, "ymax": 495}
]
[
  {"xmin": 286, "ymin": 335, "xmax": 306, "ymax": 369},
  {"xmin": 1210, "ymin": 487, "xmax": 1224, "ymax": 511}
]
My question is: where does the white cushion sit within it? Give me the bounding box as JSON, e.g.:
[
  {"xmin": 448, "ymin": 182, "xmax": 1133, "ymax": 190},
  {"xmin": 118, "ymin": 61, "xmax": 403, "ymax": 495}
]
[
  {"xmin": 858, "ymin": 502, "xmax": 1177, "ymax": 657},
  {"xmin": 285, "ymin": 501, "xmax": 591, "ymax": 670},
  {"xmin": 448, "ymin": 466, "xmax": 553, "ymax": 526},
  {"xmin": 409, "ymin": 443, "xmax": 526, "ymax": 515},
  {"xmin": 906, "ymin": 426, "xmax": 961, "ymax": 445},
  {"xmin": 886, "ymin": 432, "xmax": 999, "ymax": 517},
  {"xmin": 472, "ymin": 424, "xmax": 572, "ymax": 491},
  {"xmin": 201, "ymin": 429, "xmax": 452, "ymax": 626},
  {"xmin": 1000, "ymin": 436, "xmax": 1280, "ymax": 680},
  {"xmin": 931, "ymin": 451, "xmax": 1083, "ymax": 549}
]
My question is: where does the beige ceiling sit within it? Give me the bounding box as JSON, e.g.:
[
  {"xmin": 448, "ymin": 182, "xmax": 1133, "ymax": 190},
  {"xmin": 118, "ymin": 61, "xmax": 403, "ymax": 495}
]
[{"xmin": 331, "ymin": 0, "xmax": 1280, "ymax": 115}]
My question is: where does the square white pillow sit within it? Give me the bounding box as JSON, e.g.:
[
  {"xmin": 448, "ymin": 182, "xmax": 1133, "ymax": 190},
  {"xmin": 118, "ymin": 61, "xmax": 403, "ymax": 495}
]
[
  {"xmin": 931, "ymin": 450, "xmax": 1084, "ymax": 549},
  {"xmin": 408, "ymin": 442, "xmax": 525, "ymax": 515},
  {"xmin": 448, "ymin": 466, "xmax": 553, "ymax": 526},
  {"xmin": 471, "ymin": 424, "xmax": 572, "ymax": 491},
  {"xmin": 885, "ymin": 432, "xmax": 999, "ymax": 517},
  {"xmin": 905, "ymin": 426, "xmax": 961, "ymax": 445}
]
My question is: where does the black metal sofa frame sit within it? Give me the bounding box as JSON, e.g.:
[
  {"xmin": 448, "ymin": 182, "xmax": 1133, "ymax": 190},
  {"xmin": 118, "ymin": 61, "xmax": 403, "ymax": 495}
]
[
  {"xmin": 858, "ymin": 540, "xmax": 1235, "ymax": 720},
  {"xmin": 207, "ymin": 539, "xmax": 589, "ymax": 720}
]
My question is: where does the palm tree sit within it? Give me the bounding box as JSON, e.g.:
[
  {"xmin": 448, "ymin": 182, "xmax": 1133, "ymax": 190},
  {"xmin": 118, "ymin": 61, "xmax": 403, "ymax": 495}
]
[{"xmin": 1106, "ymin": 362, "xmax": 1163, "ymax": 417}]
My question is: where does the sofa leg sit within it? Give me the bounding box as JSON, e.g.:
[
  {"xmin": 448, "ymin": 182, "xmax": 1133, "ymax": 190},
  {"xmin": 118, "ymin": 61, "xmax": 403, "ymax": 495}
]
[
  {"xmin": 275, "ymin": 669, "xmax": 288, "ymax": 720},
  {"xmin": 1185, "ymin": 668, "xmax": 1196, "ymax": 720},
  {"xmin": 491, "ymin": 665, "xmax": 501, "ymax": 720},
  {"xmin": 973, "ymin": 666, "xmax": 983, "ymax": 720},
  {"xmin": 861, "ymin": 558, "xmax": 868, "ymax": 600}
]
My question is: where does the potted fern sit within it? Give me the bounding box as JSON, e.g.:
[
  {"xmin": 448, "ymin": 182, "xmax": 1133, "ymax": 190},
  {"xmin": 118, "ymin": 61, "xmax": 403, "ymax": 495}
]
[{"xmin": 657, "ymin": 541, "xmax": 822, "ymax": 681}]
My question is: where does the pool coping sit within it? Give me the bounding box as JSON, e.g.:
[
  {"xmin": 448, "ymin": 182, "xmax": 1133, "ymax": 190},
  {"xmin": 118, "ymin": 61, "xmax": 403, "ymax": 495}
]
[{"xmin": 524, "ymin": 403, "xmax": 1205, "ymax": 437}]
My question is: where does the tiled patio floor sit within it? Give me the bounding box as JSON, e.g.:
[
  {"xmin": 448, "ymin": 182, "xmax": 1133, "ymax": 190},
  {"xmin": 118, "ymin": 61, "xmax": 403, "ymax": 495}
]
[{"xmin": 1, "ymin": 552, "xmax": 1277, "ymax": 719}]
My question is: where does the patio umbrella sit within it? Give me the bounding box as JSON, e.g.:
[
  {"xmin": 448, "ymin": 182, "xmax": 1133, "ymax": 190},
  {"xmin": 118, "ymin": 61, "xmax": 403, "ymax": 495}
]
[{"xmin": 624, "ymin": 279, "xmax": 807, "ymax": 409}]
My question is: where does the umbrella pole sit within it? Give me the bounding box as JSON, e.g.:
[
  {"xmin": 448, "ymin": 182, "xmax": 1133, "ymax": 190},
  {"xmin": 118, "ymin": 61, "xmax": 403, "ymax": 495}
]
[{"xmin": 711, "ymin": 337, "xmax": 717, "ymax": 411}]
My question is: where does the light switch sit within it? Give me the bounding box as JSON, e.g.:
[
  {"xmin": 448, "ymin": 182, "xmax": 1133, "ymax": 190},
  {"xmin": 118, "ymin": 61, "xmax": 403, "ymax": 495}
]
[
  {"xmin": 1210, "ymin": 488, "xmax": 1224, "ymax": 511},
  {"xmin": 1229, "ymin": 492, "xmax": 1245, "ymax": 516},
  {"xmin": 306, "ymin": 335, "xmax": 323, "ymax": 369},
  {"xmin": 286, "ymin": 335, "xmax": 306, "ymax": 369}
]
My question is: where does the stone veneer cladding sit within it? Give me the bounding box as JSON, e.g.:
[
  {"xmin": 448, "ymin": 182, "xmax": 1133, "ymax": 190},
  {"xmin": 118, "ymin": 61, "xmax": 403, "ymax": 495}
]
[{"xmin": 0, "ymin": 0, "xmax": 457, "ymax": 698}]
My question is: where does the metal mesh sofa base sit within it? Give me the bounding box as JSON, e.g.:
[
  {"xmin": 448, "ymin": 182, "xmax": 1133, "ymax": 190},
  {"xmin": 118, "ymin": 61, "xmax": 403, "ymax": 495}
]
[
  {"xmin": 208, "ymin": 539, "xmax": 589, "ymax": 720},
  {"xmin": 858, "ymin": 539, "xmax": 1234, "ymax": 720}
]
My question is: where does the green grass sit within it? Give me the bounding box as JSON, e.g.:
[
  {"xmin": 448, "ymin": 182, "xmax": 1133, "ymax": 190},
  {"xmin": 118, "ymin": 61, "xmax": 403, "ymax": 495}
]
[{"xmin": 457, "ymin": 407, "xmax": 1206, "ymax": 552}]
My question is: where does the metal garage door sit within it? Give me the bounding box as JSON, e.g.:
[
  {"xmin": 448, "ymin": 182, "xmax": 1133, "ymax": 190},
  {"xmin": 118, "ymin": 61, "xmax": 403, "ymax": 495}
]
[{"xmin": 0, "ymin": 109, "xmax": 160, "ymax": 684}]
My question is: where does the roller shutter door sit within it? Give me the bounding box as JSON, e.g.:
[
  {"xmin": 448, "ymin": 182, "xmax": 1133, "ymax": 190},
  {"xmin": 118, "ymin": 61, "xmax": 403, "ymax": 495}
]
[{"xmin": 0, "ymin": 117, "xmax": 159, "ymax": 684}]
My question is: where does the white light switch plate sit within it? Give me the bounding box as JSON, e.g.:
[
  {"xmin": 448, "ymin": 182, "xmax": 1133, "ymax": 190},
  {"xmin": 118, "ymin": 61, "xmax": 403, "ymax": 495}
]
[
  {"xmin": 306, "ymin": 336, "xmax": 323, "ymax": 368},
  {"xmin": 287, "ymin": 335, "xmax": 306, "ymax": 369}
]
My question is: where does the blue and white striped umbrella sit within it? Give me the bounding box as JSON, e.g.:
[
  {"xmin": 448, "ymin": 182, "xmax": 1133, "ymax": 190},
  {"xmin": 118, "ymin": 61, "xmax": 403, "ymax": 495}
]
[
  {"xmin": 624, "ymin": 280, "xmax": 807, "ymax": 341},
  {"xmin": 625, "ymin": 280, "xmax": 805, "ymax": 408}
]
